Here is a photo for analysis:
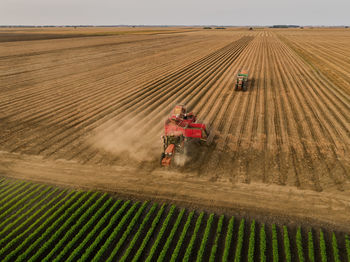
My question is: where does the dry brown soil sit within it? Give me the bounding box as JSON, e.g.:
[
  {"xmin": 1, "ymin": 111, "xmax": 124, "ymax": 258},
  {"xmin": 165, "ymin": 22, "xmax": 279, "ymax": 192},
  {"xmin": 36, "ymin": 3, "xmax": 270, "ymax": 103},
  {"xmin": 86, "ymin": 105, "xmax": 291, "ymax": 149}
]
[{"xmin": 0, "ymin": 28, "xmax": 349, "ymax": 231}]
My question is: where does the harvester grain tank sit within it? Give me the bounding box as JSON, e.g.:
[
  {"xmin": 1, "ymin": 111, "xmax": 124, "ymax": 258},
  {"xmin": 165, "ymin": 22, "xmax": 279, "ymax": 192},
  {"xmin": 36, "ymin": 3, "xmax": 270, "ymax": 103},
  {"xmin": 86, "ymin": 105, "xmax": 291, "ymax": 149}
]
[
  {"xmin": 235, "ymin": 69, "xmax": 249, "ymax": 91},
  {"xmin": 160, "ymin": 105, "xmax": 209, "ymax": 167}
]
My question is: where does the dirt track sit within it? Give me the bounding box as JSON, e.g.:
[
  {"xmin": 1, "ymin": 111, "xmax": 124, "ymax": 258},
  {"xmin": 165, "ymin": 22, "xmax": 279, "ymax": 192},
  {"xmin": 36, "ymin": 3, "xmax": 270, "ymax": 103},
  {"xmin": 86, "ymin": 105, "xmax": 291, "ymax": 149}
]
[
  {"xmin": 0, "ymin": 28, "xmax": 350, "ymax": 229},
  {"xmin": 1, "ymin": 151, "xmax": 350, "ymax": 232}
]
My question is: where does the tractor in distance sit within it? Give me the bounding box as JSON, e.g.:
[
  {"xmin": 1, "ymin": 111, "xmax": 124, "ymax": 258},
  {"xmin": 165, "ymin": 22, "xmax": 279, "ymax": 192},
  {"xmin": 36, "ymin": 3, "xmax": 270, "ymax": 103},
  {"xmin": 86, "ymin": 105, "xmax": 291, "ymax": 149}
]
[{"xmin": 235, "ymin": 69, "xmax": 249, "ymax": 91}]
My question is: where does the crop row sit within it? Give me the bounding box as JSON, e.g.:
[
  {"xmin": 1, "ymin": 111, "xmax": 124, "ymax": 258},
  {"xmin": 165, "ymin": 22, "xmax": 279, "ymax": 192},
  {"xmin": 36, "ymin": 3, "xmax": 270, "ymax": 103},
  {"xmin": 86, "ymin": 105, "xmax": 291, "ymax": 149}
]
[{"xmin": 0, "ymin": 179, "xmax": 349, "ymax": 261}]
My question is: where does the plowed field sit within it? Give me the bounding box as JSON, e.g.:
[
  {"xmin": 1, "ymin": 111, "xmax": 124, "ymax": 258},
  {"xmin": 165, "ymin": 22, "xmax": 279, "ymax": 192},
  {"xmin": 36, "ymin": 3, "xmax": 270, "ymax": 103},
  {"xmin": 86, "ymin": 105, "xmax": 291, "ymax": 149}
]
[{"xmin": 1, "ymin": 28, "xmax": 350, "ymax": 229}]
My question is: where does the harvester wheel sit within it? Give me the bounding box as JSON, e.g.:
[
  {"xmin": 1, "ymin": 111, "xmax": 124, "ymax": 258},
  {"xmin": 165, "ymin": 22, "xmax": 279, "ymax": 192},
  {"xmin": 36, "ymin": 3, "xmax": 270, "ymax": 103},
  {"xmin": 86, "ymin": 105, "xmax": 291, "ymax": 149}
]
[
  {"xmin": 243, "ymin": 84, "xmax": 247, "ymax": 92},
  {"xmin": 160, "ymin": 153, "xmax": 165, "ymax": 166}
]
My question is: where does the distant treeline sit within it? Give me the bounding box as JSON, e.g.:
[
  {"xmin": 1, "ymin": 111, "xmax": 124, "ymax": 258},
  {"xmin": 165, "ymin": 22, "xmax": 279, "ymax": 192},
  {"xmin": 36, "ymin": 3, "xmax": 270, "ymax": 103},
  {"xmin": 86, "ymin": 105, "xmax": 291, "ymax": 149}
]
[{"xmin": 270, "ymin": 25, "xmax": 300, "ymax": 28}]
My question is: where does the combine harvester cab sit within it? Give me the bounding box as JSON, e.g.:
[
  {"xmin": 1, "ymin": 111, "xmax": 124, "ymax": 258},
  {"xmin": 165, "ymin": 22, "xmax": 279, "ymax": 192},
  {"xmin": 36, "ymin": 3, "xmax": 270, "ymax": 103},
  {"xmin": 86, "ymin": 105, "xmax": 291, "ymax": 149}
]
[
  {"xmin": 161, "ymin": 105, "xmax": 209, "ymax": 167},
  {"xmin": 235, "ymin": 69, "xmax": 249, "ymax": 91}
]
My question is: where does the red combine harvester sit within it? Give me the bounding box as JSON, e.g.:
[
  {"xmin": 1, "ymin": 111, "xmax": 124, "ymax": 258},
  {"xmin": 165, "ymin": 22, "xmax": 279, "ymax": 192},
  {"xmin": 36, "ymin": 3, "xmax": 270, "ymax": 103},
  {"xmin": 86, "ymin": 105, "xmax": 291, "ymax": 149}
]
[{"xmin": 161, "ymin": 105, "xmax": 209, "ymax": 167}]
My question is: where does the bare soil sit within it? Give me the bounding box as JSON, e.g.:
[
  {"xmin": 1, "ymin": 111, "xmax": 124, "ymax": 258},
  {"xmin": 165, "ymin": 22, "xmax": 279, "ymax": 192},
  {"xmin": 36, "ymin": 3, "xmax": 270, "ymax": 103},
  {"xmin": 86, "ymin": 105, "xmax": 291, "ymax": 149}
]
[{"xmin": 0, "ymin": 28, "xmax": 349, "ymax": 232}]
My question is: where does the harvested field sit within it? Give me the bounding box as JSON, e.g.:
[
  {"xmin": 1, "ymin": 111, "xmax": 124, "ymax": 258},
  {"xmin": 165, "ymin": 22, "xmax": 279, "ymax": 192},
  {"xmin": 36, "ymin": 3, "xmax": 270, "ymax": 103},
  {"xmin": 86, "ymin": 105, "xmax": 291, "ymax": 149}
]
[
  {"xmin": 0, "ymin": 28, "xmax": 350, "ymax": 230},
  {"xmin": 0, "ymin": 27, "xmax": 198, "ymax": 42},
  {"xmin": 277, "ymin": 29, "xmax": 350, "ymax": 95}
]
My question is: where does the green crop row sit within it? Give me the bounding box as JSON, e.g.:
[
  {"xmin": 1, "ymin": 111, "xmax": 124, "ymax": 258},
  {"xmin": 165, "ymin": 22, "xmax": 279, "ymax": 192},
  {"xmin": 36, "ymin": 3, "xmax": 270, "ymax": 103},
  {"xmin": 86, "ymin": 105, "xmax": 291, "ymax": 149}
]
[
  {"xmin": 157, "ymin": 209, "xmax": 185, "ymax": 262},
  {"xmin": 132, "ymin": 204, "xmax": 166, "ymax": 262},
  {"xmin": 272, "ymin": 224, "xmax": 279, "ymax": 262},
  {"xmin": 145, "ymin": 205, "xmax": 176, "ymax": 262},
  {"xmin": 183, "ymin": 212, "xmax": 204, "ymax": 262},
  {"xmin": 283, "ymin": 226, "xmax": 291, "ymax": 262},
  {"xmin": 0, "ymin": 187, "xmax": 56, "ymax": 238},
  {"xmin": 0, "ymin": 181, "xmax": 26, "ymax": 207},
  {"xmin": 79, "ymin": 200, "xmax": 135, "ymax": 262},
  {"xmin": 92, "ymin": 201, "xmax": 142, "ymax": 262},
  {"xmin": 0, "ymin": 181, "xmax": 23, "ymax": 202},
  {"xmin": 209, "ymin": 215, "xmax": 224, "ymax": 262},
  {"xmin": 120, "ymin": 204, "xmax": 158, "ymax": 262},
  {"xmin": 260, "ymin": 224, "xmax": 266, "ymax": 262},
  {"xmin": 196, "ymin": 213, "xmax": 214, "ymax": 262},
  {"xmin": 320, "ymin": 229, "xmax": 327, "ymax": 262},
  {"xmin": 0, "ymin": 181, "xmax": 13, "ymax": 199},
  {"xmin": 345, "ymin": 235, "xmax": 350, "ymax": 262},
  {"xmin": 247, "ymin": 220, "xmax": 256, "ymax": 262},
  {"xmin": 0, "ymin": 190, "xmax": 77, "ymax": 260},
  {"xmin": 28, "ymin": 193, "xmax": 102, "ymax": 261},
  {"xmin": 52, "ymin": 198, "xmax": 115, "ymax": 262},
  {"xmin": 308, "ymin": 229, "xmax": 315, "ymax": 262},
  {"xmin": 0, "ymin": 184, "xmax": 46, "ymax": 223},
  {"xmin": 170, "ymin": 211, "xmax": 194, "ymax": 262},
  {"xmin": 0, "ymin": 189, "xmax": 68, "ymax": 248},
  {"xmin": 332, "ymin": 233, "xmax": 340, "ymax": 262},
  {"xmin": 0, "ymin": 183, "xmax": 37, "ymax": 215},
  {"xmin": 222, "ymin": 216, "xmax": 234, "ymax": 262},
  {"xmin": 234, "ymin": 219, "xmax": 245, "ymax": 262},
  {"xmin": 296, "ymin": 227, "xmax": 305, "ymax": 262},
  {"xmin": 106, "ymin": 202, "xmax": 149, "ymax": 262},
  {"xmin": 38, "ymin": 193, "xmax": 108, "ymax": 262},
  {"xmin": 2, "ymin": 178, "xmax": 350, "ymax": 262},
  {"xmin": 14, "ymin": 192, "xmax": 93, "ymax": 262},
  {"xmin": 64, "ymin": 199, "xmax": 122, "ymax": 262}
]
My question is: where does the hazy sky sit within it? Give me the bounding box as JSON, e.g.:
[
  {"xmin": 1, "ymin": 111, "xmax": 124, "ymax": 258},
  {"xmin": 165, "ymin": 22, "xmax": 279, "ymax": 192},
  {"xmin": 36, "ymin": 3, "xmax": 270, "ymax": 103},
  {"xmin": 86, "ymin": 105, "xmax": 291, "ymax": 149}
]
[{"xmin": 1, "ymin": 0, "xmax": 349, "ymax": 26}]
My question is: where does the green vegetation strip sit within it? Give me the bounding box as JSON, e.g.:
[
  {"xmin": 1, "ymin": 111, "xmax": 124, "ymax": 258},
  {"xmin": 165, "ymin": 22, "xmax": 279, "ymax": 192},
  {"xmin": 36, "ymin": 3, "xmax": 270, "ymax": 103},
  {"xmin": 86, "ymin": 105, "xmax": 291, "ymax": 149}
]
[
  {"xmin": 157, "ymin": 209, "xmax": 185, "ymax": 262},
  {"xmin": 132, "ymin": 204, "xmax": 166, "ymax": 262},
  {"xmin": 145, "ymin": 205, "xmax": 176, "ymax": 262},
  {"xmin": 0, "ymin": 178, "xmax": 349, "ymax": 262},
  {"xmin": 169, "ymin": 211, "xmax": 194, "ymax": 262},
  {"xmin": 0, "ymin": 182, "xmax": 34, "ymax": 212},
  {"xmin": 320, "ymin": 229, "xmax": 327, "ymax": 262},
  {"xmin": 0, "ymin": 190, "xmax": 72, "ymax": 250},
  {"xmin": 183, "ymin": 212, "xmax": 204, "ymax": 262},
  {"xmin": 0, "ymin": 181, "xmax": 25, "ymax": 204},
  {"xmin": 283, "ymin": 226, "xmax": 291, "ymax": 262},
  {"xmin": 104, "ymin": 202, "xmax": 149, "ymax": 262},
  {"xmin": 18, "ymin": 192, "xmax": 97, "ymax": 261},
  {"xmin": 0, "ymin": 189, "xmax": 67, "ymax": 244},
  {"xmin": 0, "ymin": 186, "xmax": 54, "ymax": 233},
  {"xmin": 260, "ymin": 224, "xmax": 267, "ymax": 262},
  {"xmin": 346, "ymin": 235, "xmax": 350, "ymax": 262},
  {"xmin": 1, "ymin": 191, "xmax": 82, "ymax": 261},
  {"xmin": 332, "ymin": 233, "xmax": 340, "ymax": 262},
  {"xmin": 209, "ymin": 215, "xmax": 224, "ymax": 262},
  {"xmin": 196, "ymin": 213, "xmax": 214, "ymax": 262},
  {"xmin": 247, "ymin": 220, "xmax": 256, "ymax": 262},
  {"xmin": 222, "ymin": 216, "xmax": 234, "ymax": 262},
  {"xmin": 78, "ymin": 200, "xmax": 132, "ymax": 262},
  {"xmin": 0, "ymin": 180, "xmax": 14, "ymax": 196},
  {"xmin": 8, "ymin": 192, "xmax": 91, "ymax": 262},
  {"xmin": 234, "ymin": 219, "xmax": 245, "ymax": 262},
  {"xmin": 0, "ymin": 184, "xmax": 46, "ymax": 222},
  {"xmin": 50, "ymin": 197, "xmax": 113, "ymax": 262},
  {"xmin": 296, "ymin": 227, "xmax": 305, "ymax": 262},
  {"xmin": 120, "ymin": 204, "xmax": 158, "ymax": 262},
  {"xmin": 308, "ymin": 229, "xmax": 315, "ymax": 262},
  {"xmin": 64, "ymin": 199, "xmax": 122, "ymax": 262},
  {"xmin": 32, "ymin": 193, "xmax": 108, "ymax": 262}
]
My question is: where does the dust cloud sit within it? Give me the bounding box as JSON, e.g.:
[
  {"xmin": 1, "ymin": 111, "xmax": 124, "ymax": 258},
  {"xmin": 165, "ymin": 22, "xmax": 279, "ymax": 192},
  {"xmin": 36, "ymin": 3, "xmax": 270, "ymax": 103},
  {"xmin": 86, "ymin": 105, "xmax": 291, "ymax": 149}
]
[{"xmin": 90, "ymin": 118, "xmax": 161, "ymax": 163}]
